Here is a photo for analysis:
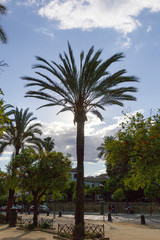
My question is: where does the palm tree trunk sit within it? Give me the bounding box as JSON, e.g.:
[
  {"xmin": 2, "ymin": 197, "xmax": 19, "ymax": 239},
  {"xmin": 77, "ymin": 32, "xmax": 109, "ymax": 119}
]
[{"xmin": 73, "ymin": 117, "xmax": 85, "ymax": 240}]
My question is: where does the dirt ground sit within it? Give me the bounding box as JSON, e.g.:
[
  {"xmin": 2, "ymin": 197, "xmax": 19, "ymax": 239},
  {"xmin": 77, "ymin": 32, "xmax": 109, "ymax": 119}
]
[{"xmin": 0, "ymin": 215, "xmax": 160, "ymax": 240}]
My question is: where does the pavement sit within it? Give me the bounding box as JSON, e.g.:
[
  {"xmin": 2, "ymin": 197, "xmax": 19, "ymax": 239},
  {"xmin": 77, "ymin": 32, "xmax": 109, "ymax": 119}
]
[
  {"xmin": 0, "ymin": 212, "xmax": 160, "ymax": 240},
  {"xmin": 18, "ymin": 211, "xmax": 160, "ymax": 226}
]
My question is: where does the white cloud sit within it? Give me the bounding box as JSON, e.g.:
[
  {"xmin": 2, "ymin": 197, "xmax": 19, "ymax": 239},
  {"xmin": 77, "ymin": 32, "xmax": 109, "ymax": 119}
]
[
  {"xmin": 0, "ymin": 156, "xmax": 10, "ymax": 161},
  {"xmin": 95, "ymin": 168, "xmax": 106, "ymax": 176},
  {"xmin": 16, "ymin": 0, "xmax": 45, "ymax": 7},
  {"xmin": 37, "ymin": 0, "xmax": 160, "ymax": 34},
  {"xmin": 36, "ymin": 27, "xmax": 54, "ymax": 39},
  {"xmin": 1, "ymin": 0, "xmax": 10, "ymax": 3},
  {"xmin": 147, "ymin": 25, "xmax": 152, "ymax": 32}
]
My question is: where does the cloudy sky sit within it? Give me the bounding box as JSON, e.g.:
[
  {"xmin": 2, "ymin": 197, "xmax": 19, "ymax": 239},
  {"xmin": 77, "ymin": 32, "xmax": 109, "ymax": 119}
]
[{"xmin": 1, "ymin": 0, "xmax": 160, "ymax": 176}]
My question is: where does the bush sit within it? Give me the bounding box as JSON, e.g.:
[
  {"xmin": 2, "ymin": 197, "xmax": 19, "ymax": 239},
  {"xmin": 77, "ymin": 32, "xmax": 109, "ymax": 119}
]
[
  {"xmin": 26, "ymin": 223, "xmax": 35, "ymax": 230},
  {"xmin": 40, "ymin": 222, "xmax": 50, "ymax": 229},
  {"xmin": 0, "ymin": 213, "xmax": 6, "ymax": 223}
]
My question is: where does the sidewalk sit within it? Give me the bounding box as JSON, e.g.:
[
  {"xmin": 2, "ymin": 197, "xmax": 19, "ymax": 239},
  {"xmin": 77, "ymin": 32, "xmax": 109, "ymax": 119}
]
[{"xmin": 0, "ymin": 212, "xmax": 160, "ymax": 240}]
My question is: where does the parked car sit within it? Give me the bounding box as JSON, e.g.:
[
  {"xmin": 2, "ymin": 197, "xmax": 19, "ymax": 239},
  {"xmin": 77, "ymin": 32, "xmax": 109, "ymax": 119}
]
[
  {"xmin": 29, "ymin": 205, "xmax": 50, "ymax": 213},
  {"xmin": 39, "ymin": 205, "xmax": 50, "ymax": 213},
  {"xmin": 12, "ymin": 205, "xmax": 25, "ymax": 212},
  {"xmin": 0, "ymin": 206, "xmax": 7, "ymax": 212}
]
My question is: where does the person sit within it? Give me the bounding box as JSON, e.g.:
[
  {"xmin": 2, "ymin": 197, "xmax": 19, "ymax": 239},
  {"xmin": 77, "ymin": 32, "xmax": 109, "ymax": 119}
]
[
  {"xmin": 112, "ymin": 203, "xmax": 115, "ymax": 213},
  {"xmin": 108, "ymin": 203, "xmax": 112, "ymax": 213},
  {"xmin": 125, "ymin": 203, "xmax": 130, "ymax": 213}
]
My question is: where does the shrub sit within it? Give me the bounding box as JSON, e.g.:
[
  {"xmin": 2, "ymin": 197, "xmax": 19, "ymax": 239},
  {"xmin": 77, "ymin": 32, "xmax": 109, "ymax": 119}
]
[
  {"xmin": 26, "ymin": 223, "xmax": 34, "ymax": 230},
  {"xmin": 40, "ymin": 222, "xmax": 50, "ymax": 229},
  {"xmin": 0, "ymin": 213, "xmax": 6, "ymax": 223}
]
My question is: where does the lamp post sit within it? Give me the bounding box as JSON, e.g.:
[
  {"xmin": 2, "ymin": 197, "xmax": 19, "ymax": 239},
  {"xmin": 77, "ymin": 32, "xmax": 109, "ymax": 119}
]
[{"xmin": 99, "ymin": 183, "xmax": 104, "ymax": 215}]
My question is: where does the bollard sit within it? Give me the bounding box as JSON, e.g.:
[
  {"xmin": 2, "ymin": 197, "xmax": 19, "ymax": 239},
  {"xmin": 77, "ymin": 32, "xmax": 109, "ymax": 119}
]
[
  {"xmin": 59, "ymin": 211, "xmax": 62, "ymax": 217},
  {"xmin": 108, "ymin": 212, "xmax": 112, "ymax": 222},
  {"xmin": 141, "ymin": 215, "xmax": 146, "ymax": 224},
  {"xmin": 47, "ymin": 211, "xmax": 49, "ymax": 216},
  {"xmin": 28, "ymin": 211, "xmax": 30, "ymax": 215}
]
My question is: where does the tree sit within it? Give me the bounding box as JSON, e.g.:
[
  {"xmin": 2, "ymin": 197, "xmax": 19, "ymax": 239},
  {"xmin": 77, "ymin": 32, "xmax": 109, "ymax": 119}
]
[
  {"xmin": 22, "ymin": 43, "xmax": 138, "ymax": 239},
  {"xmin": 0, "ymin": 91, "xmax": 10, "ymax": 137},
  {"xmin": 121, "ymin": 111, "xmax": 160, "ymax": 191},
  {"xmin": 13, "ymin": 148, "xmax": 71, "ymax": 227},
  {"xmin": 97, "ymin": 136, "xmax": 115, "ymax": 159},
  {"xmin": 42, "ymin": 136, "xmax": 55, "ymax": 152},
  {"xmin": 105, "ymin": 110, "xmax": 160, "ymax": 201},
  {"xmin": 0, "ymin": 107, "xmax": 42, "ymax": 220},
  {"xmin": 0, "ymin": 3, "xmax": 7, "ymax": 44}
]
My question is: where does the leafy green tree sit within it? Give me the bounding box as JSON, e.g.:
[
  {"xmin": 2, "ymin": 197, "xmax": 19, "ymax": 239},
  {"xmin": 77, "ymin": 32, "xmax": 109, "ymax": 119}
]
[
  {"xmin": 64, "ymin": 180, "xmax": 76, "ymax": 201},
  {"xmin": 13, "ymin": 148, "xmax": 71, "ymax": 227},
  {"xmin": 22, "ymin": 43, "xmax": 138, "ymax": 239},
  {"xmin": 105, "ymin": 110, "xmax": 160, "ymax": 200},
  {"xmin": 85, "ymin": 186, "xmax": 100, "ymax": 201},
  {"xmin": 0, "ymin": 3, "xmax": 7, "ymax": 44},
  {"xmin": 122, "ymin": 111, "xmax": 160, "ymax": 191},
  {"xmin": 0, "ymin": 107, "xmax": 42, "ymax": 220}
]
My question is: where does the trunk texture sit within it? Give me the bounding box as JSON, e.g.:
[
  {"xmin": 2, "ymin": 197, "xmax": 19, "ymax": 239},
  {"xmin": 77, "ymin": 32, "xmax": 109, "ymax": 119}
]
[
  {"xmin": 6, "ymin": 188, "xmax": 15, "ymax": 222},
  {"xmin": 33, "ymin": 193, "xmax": 38, "ymax": 227},
  {"xmin": 6, "ymin": 148, "xmax": 20, "ymax": 222},
  {"xmin": 73, "ymin": 117, "xmax": 85, "ymax": 240}
]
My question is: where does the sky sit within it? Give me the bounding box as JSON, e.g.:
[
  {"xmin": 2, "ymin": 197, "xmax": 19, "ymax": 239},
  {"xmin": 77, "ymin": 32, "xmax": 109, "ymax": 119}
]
[{"xmin": 0, "ymin": 0, "xmax": 160, "ymax": 176}]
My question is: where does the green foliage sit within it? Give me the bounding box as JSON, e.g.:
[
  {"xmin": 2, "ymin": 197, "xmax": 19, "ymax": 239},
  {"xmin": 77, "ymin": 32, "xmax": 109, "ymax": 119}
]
[
  {"xmin": 51, "ymin": 191, "xmax": 63, "ymax": 201},
  {"xmin": 42, "ymin": 137, "xmax": 54, "ymax": 152},
  {"xmin": 0, "ymin": 90, "xmax": 9, "ymax": 136},
  {"xmin": 113, "ymin": 188, "xmax": 125, "ymax": 201},
  {"xmin": 62, "ymin": 180, "xmax": 76, "ymax": 201},
  {"xmin": 144, "ymin": 184, "xmax": 160, "ymax": 200},
  {"xmin": 26, "ymin": 223, "xmax": 35, "ymax": 230},
  {"xmin": 39, "ymin": 222, "xmax": 50, "ymax": 229},
  {"xmin": 105, "ymin": 110, "xmax": 160, "ymax": 198},
  {"xmin": 0, "ymin": 170, "xmax": 7, "ymax": 196},
  {"xmin": 0, "ymin": 213, "xmax": 6, "ymax": 223},
  {"xmin": 0, "ymin": 3, "xmax": 7, "ymax": 44}
]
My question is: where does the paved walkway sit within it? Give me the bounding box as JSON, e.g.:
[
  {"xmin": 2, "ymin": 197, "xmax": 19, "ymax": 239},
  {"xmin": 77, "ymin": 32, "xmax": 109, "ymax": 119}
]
[{"xmin": 0, "ymin": 212, "xmax": 160, "ymax": 239}]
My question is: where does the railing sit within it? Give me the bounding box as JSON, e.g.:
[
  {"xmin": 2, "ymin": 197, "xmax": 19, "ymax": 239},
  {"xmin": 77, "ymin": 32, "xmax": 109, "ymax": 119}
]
[
  {"xmin": 18, "ymin": 217, "xmax": 54, "ymax": 228},
  {"xmin": 58, "ymin": 222, "xmax": 104, "ymax": 239}
]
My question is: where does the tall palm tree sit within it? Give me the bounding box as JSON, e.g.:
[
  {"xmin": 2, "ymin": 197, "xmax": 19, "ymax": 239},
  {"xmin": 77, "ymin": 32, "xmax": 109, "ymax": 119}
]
[
  {"xmin": 0, "ymin": 4, "xmax": 7, "ymax": 44},
  {"xmin": 22, "ymin": 42, "xmax": 138, "ymax": 240},
  {"xmin": 0, "ymin": 107, "xmax": 42, "ymax": 220},
  {"xmin": 42, "ymin": 137, "xmax": 55, "ymax": 152},
  {"xmin": 97, "ymin": 136, "xmax": 115, "ymax": 159}
]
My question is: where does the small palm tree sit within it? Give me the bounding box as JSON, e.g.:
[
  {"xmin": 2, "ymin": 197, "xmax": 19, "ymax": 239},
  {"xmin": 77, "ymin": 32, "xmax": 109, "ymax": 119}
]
[
  {"xmin": 22, "ymin": 42, "xmax": 138, "ymax": 239},
  {"xmin": 0, "ymin": 4, "xmax": 7, "ymax": 44},
  {"xmin": 0, "ymin": 107, "xmax": 42, "ymax": 220},
  {"xmin": 97, "ymin": 136, "xmax": 115, "ymax": 159},
  {"xmin": 42, "ymin": 137, "xmax": 55, "ymax": 152}
]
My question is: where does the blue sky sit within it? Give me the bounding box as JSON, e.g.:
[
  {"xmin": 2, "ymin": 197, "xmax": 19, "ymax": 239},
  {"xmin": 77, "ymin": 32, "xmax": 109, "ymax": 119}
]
[{"xmin": 1, "ymin": 0, "xmax": 160, "ymax": 176}]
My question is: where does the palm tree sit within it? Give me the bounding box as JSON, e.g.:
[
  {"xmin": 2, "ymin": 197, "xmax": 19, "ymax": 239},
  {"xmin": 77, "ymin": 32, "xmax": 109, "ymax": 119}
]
[
  {"xmin": 0, "ymin": 4, "xmax": 7, "ymax": 44},
  {"xmin": 42, "ymin": 137, "xmax": 55, "ymax": 152},
  {"xmin": 0, "ymin": 107, "xmax": 42, "ymax": 220},
  {"xmin": 22, "ymin": 42, "xmax": 138, "ymax": 239},
  {"xmin": 97, "ymin": 136, "xmax": 115, "ymax": 159}
]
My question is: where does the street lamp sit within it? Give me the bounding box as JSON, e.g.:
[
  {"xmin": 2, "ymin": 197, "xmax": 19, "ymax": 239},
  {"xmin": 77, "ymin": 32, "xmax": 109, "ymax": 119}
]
[{"xmin": 99, "ymin": 183, "xmax": 104, "ymax": 215}]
